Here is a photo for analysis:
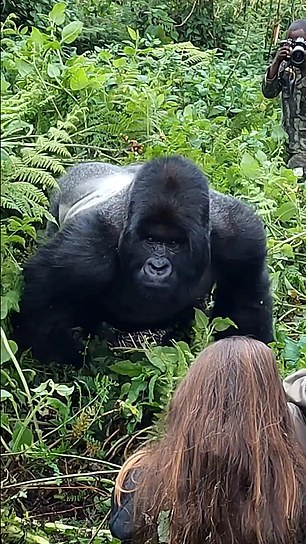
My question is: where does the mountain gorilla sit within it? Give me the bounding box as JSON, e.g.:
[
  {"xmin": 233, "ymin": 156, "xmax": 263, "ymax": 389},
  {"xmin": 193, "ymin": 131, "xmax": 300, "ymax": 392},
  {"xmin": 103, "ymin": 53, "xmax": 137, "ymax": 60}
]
[{"xmin": 14, "ymin": 156, "xmax": 273, "ymax": 365}]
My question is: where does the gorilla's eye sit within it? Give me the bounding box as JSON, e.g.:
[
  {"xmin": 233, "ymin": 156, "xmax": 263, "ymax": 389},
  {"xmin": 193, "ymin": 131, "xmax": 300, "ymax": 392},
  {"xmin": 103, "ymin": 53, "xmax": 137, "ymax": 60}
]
[{"xmin": 168, "ymin": 240, "xmax": 180, "ymax": 248}]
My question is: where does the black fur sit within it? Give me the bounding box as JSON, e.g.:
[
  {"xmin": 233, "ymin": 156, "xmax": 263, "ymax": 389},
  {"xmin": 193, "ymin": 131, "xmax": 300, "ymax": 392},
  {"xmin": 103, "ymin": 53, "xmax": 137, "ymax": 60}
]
[{"xmin": 14, "ymin": 156, "xmax": 273, "ymax": 365}]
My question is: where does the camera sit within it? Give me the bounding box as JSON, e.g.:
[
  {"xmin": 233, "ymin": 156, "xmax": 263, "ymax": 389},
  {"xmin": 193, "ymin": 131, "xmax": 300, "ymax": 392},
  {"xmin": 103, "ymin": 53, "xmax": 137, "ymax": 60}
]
[{"xmin": 288, "ymin": 37, "xmax": 306, "ymax": 67}]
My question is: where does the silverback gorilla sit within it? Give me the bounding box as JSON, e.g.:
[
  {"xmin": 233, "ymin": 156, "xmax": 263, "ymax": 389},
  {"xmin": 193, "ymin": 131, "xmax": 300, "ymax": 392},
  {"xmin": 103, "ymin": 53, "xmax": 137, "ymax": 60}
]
[{"xmin": 14, "ymin": 156, "xmax": 273, "ymax": 365}]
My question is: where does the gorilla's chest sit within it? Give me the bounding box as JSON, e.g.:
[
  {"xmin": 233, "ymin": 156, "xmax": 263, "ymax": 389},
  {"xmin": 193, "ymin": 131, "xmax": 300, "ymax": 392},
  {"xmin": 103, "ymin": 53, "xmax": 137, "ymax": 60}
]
[{"xmin": 100, "ymin": 266, "xmax": 214, "ymax": 331}]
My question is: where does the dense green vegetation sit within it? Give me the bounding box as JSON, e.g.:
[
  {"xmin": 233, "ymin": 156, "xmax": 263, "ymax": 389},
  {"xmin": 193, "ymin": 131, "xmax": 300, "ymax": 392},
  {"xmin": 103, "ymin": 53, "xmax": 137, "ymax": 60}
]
[{"xmin": 1, "ymin": 1, "xmax": 305, "ymax": 542}]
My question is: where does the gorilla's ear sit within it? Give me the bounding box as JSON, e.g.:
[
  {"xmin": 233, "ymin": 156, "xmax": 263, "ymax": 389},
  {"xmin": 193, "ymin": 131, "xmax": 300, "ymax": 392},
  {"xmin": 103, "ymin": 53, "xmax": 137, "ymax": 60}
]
[{"xmin": 117, "ymin": 199, "xmax": 136, "ymax": 251}]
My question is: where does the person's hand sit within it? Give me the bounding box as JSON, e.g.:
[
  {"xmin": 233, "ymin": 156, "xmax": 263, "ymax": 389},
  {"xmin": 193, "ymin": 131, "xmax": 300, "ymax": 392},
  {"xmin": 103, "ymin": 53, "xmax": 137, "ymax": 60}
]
[
  {"xmin": 273, "ymin": 41, "xmax": 292, "ymax": 65},
  {"xmin": 267, "ymin": 41, "xmax": 292, "ymax": 79}
]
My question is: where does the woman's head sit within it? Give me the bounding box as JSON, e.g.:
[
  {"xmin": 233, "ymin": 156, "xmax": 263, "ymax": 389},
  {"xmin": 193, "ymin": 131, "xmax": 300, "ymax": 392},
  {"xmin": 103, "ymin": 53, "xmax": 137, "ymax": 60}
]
[{"xmin": 116, "ymin": 337, "xmax": 306, "ymax": 544}]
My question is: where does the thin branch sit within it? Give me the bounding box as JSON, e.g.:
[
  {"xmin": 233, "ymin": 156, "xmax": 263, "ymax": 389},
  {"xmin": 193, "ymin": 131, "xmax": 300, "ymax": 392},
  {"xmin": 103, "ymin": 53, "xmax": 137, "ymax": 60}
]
[
  {"xmin": 3, "ymin": 470, "xmax": 117, "ymax": 490},
  {"xmin": 175, "ymin": 0, "xmax": 198, "ymax": 27}
]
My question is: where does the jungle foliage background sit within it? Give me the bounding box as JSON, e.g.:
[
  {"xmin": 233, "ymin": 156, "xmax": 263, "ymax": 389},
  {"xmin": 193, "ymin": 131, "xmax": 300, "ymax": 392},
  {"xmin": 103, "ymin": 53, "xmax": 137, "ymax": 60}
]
[{"xmin": 1, "ymin": 0, "xmax": 306, "ymax": 542}]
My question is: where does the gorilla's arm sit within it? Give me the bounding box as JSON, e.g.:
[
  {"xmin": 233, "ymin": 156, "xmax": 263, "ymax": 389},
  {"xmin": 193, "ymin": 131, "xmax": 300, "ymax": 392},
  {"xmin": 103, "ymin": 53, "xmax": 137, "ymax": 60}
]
[
  {"xmin": 210, "ymin": 193, "xmax": 273, "ymax": 344},
  {"xmin": 15, "ymin": 213, "xmax": 118, "ymax": 365}
]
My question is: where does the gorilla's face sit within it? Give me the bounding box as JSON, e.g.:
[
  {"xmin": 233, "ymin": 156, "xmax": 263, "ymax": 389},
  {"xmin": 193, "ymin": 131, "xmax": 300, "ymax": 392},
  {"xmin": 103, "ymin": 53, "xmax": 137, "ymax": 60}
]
[
  {"xmin": 134, "ymin": 219, "xmax": 188, "ymax": 290},
  {"xmin": 118, "ymin": 155, "xmax": 211, "ymax": 315},
  {"xmin": 119, "ymin": 214, "xmax": 209, "ymax": 309}
]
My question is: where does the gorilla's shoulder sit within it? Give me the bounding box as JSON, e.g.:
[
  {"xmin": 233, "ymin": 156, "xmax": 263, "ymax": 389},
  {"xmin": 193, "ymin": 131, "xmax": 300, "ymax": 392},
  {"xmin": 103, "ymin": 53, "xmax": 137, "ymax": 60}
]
[
  {"xmin": 210, "ymin": 189, "xmax": 267, "ymax": 264},
  {"xmin": 47, "ymin": 161, "xmax": 142, "ymax": 235}
]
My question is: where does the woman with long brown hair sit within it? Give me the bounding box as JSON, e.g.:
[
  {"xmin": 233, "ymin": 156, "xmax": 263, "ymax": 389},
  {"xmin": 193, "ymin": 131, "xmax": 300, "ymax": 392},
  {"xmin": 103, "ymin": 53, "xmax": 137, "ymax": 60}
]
[{"xmin": 109, "ymin": 337, "xmax": 306, "ymax": 544}]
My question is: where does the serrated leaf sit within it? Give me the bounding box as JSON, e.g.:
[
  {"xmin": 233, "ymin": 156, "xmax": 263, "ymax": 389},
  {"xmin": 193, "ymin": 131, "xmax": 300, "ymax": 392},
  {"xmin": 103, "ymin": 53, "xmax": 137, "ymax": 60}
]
[
  {"xmin": 61, "ymin": 21, "xmax": 83, "ymax": 44},
  {"xmin": 49, "ymin": 2, "xmax": 66, "ymax": 25}
]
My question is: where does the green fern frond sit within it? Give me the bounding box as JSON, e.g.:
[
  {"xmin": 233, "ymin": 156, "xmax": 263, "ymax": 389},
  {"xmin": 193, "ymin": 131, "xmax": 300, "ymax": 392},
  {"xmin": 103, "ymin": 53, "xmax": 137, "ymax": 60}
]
[
  {"xmin": 165, "ymin": 41, "xmax": 215, "ymax": 66},
  {"xmin": 5, "ymin": 154, "xmax": 57, "ymax": 188},
  {"xmin": 21, "ymin": 149, "xmax": 66, "ymax": 174},
  {"xmin": 2, "ymin": 181, "xmax": 50, "ymax": 218},
  {"xmin": 47, "ymin": 127, "xmax": 73, "ymax": 142},
  {"xmin": 16, "ymin": 167, "xmax": 57, "ymax": 188},
  {"xmin": 37, "ymin": 138, "xmax": 71, "ymax": 158}
]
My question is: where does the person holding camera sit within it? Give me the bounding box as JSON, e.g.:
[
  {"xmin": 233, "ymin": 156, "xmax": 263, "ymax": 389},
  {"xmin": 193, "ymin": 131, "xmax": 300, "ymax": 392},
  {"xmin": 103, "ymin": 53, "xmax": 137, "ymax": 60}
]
[{"xmin": 262, "ymin": 19, "xmax": 306, "ymax": 178}]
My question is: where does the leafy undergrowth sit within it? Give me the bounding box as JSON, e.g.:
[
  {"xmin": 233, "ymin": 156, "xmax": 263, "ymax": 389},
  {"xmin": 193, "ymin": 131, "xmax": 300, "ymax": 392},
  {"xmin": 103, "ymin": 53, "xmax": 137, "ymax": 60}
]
[{"xmin": 1, "ymin": 2, "xmax": 306, "ymax": 542}]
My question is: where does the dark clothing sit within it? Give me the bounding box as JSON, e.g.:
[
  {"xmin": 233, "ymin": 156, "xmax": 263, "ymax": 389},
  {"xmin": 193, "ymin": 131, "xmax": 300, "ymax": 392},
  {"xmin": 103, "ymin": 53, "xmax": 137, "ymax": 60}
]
[
  {"xmin": 109, "ymin": 471, "xmax": 306, "ymax": 543},
  {"xmin": 109, "ymin": 474, "xmax": 136, "ymax": 543},
  {"xmin": 262, "ymin": 61, "xmax": 306, "ymax": 168},
  {"xmin": 109, "ymin": 470, "xmax": 157, "ymax": 543}
]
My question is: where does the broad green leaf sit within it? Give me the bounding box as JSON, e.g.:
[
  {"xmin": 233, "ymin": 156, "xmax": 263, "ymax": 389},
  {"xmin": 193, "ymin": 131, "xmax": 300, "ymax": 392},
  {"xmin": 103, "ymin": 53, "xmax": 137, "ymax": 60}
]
[
  {"xmin": 183, "ymin": 104, "xmax": 193, "ymax": 118},
  {"xmin": 30, "ymin": 27, "xmax": 45, "ymax": 47},
  {"xmin": 61, "ymin": 21, "xmax": 83, "ymax": 44},
  {"xmin": 113, "ymin": 58, "xmax": 127, "ymax": 68},
  {"xmin": 109, "ymin": 361, "xmax": 142, "ymax": 377},
  {"xmin": 1, "ymin": 338, "xmax": 18, "ymax": 364},
  {"xmin": 128, "ymin": 378, "xmax": 146, "ymax": 403},
  {"xmin": 15, "ymin": 59, "xmax": 33, "ymax": 77},
  {"xmin": 145, "ymin": 349, "xmax": 166, "ymax": 371},
  {"xmin": 55, "ymin": 384, "xmax": 74, "ymax": 396},
  {"xmin": 194, "ymin": 308, "xmax": 209, "ymax": 329},
  {"xmin": 275, "ymin": 202, "xmax": 296, "ymax": 222},
  {"xmin": 240, "ymin": 152, "xmax": 260, "ymax": 179},
  {"xmin": 148, "ymin": 374, "xmax": 158, "ymax": 402},
  {"xmin": 49, "ymin": 2, "xmax": 66, "ymax": 25},
  {"xmin": 271, "ymin": 124, "xmax": 286, "ymax": 142},
  {"xmin": 123, "ymin": 46, "xmax": 135, "ymax": 56},
  {"xmin": 157, "ymin": 94, "xmax": 165, "ymax": 107},
  {"xmin": 1, "ymin": 76, "xmax": 9, "ymax": 93},
  {"xmin": 47, "ymin": 63, "xmax": 61, "ymax": 79},
  {"xmin": 255, "ymin": 149, "xmax": 267, "ymax": 164},
  {"xmin": 0, "ymin": 389, "xmax": 12, "ymax": 401},
  {"xmin": 284, "ymin": 338, "xmax": 300, "ymax": 363},
  {"xmin": 69, "ymin": 67, "xmax": 89, "ymax": 90},
  {"xmin": 281, "ymin": 243, "xmax": 294, "ymax": 259},
  {"xmin": 127, "ymin": 27, "xmax": 138, "ymax": 41},
  {"xmin": 1, "ymin": 297, "xmax": 8, "ymax": 320},
  {"xmin": 212, "ymin": 317, "xmax": 237, "ymax": 332},
  {"xmin": 12, "ymin": 423, "xmax": 33, "ymax": 451}
]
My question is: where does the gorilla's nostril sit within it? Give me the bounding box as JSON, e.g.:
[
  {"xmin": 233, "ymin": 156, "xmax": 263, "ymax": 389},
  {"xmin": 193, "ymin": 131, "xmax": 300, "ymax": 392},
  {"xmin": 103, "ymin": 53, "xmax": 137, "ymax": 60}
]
[
  {"xmin": 151, "ymin": 259, "xmax": 168, "ymax": 271},
  {"xmin": 145, "ymin": 258, "xmax": 172, "ymax": 278}
]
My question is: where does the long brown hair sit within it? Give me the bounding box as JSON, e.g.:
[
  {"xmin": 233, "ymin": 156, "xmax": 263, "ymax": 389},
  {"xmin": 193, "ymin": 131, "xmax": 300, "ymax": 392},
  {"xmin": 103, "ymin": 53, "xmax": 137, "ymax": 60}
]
[{"xmin": 115, "ymin": 337, "xmax": 306, "ymax": 544}]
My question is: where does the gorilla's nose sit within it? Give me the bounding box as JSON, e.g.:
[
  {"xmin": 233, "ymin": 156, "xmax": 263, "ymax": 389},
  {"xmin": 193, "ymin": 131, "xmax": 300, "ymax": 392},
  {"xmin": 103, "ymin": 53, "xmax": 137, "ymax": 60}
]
[{"xmin": 144, "ymin": 257, "xmax": 172, "ymax": 279}]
